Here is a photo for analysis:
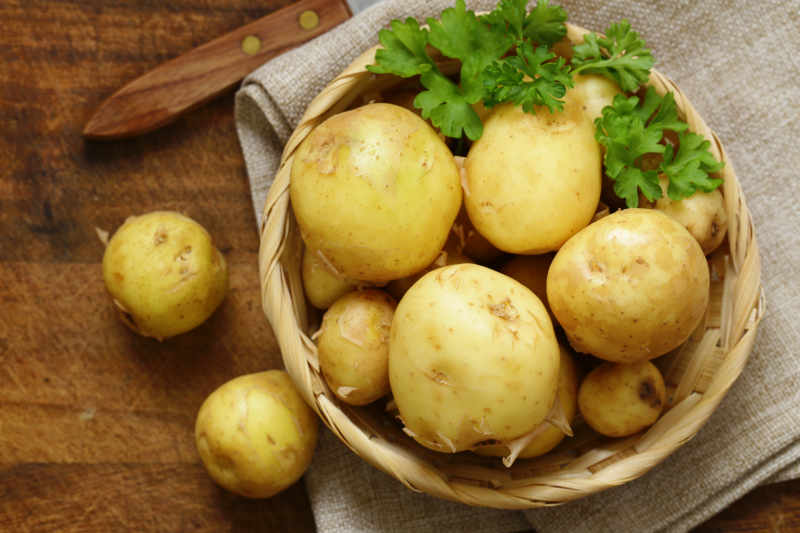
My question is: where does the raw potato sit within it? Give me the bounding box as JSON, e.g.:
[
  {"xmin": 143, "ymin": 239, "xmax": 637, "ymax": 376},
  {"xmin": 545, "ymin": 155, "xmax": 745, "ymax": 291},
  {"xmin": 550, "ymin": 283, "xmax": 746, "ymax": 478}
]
[
  {"xmin": 452, "ymin": 205, "xmax": 504, "ymax": 264},
  {"xmin": 102, "ymin": 211, "xmax": 227, "ymax": 340},
  {"xmin": 652, "ymin": 175, "xmax": 728, "ymax": 255},
  {"xmin": 318, "ymin": 290, "xmax": 395, "ymax": 405},
  {"xmin": 474, "ymin": 344, "xmax": 579, "ymax": 459},
  {"xmin": 500, "ymin": 254, "xmax": 555, "ymax": 322},
  {"xmin": 389, "ymin": 264, "xmax": 560, "ymax": 453},
  {"xmin": 195, "ymin": 371, "xmax": 318, "ymax": 498},
  {"xmin": 571, "ymin": 73, "xmax": 622, "ymax": 122},
  {"xmin": 386, "ymin": 237, "xmax": 472, "ymax": 300},
  {"xmin": 578, "ymin": 361, "xmax": 666, "ymax": 438},
  {"xmin": 547, "ymin": 208, "xmax": 710, "ymax": 362},
  {"xmin": 464, "ymin": 87, "xmax": 602, "ymax": 254},
  {"xmin": 290, "ymin": 103, "xmax": 462, "ymax": 283},
  {"xmin": 302, "ymin": 248, "xmax": 357, "ymax": 309}
]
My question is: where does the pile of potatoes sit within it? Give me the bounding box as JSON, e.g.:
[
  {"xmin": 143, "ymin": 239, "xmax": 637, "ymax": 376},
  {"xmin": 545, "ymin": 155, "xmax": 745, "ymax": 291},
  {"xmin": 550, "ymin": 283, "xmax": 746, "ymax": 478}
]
[{"xmin": 293, "ymin": 74, "xmax": 725, "ymax": 465}]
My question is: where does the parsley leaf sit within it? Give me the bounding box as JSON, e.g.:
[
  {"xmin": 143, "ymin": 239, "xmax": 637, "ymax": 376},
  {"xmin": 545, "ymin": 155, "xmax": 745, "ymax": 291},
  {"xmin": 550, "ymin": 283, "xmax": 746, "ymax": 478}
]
[
  {"xmin": 596, "ymin": 90, "xmax": 723, "ymax": 207},
  {"xmin": 523, "ymin": 0, "xmax": 568, "ymax": 46},
  {"xmin": 660, "ymin": 132, "xmax": 724, "ymax": 200},
  {"xmin": 484, "ymin": 42, "xmax": 573, "ymax": 113},
  {"xmin": 481, "ymin": 0, "xmax": 528, "ymax": 40},
  {"xmin": 367, "ymin": 18, "xmax": 433, "ymax": 78},
  {"xmin": 571, "ymin": 20, "xmax": 654, "ymax": 92}
]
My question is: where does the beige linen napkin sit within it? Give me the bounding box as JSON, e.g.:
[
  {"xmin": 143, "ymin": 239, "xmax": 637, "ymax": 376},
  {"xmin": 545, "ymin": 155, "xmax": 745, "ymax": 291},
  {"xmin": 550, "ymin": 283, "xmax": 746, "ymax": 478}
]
[{"xmin": 235, "ymin": 1, "xmax": 800, "ymax": 531}]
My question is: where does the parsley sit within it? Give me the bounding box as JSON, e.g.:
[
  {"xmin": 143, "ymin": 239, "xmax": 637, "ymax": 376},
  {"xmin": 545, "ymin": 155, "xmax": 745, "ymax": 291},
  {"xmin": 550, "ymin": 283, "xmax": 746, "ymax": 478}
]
[
  {"xmin": 571, "ymin": 20, "xmax": 654, "ymax": 92},
  {"xmin": 595, "ymin": 87, "xmax": 723, "ymax": 207}
]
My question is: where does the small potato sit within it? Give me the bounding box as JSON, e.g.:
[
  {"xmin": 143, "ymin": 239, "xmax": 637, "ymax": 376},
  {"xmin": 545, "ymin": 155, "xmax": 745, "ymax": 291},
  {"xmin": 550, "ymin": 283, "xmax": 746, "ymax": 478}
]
[
  {"xmin": 652, "ymin": 176, "xmax": 728, "ymax": 255},
  {"xmin": 195, "ymin": 371, "xmax": 318, "ymax": 498},
  {"xmin": 474, "ymin": 344, "xmax": 579, "ymax": 459},
  {"xmin": 572, "ymin": 74, "xmax": 622, "ymax": 122},
  {"xmin": 386, "ymin": 237, "xmax": 472, "ymax": 300},
  {"xmin": 318, "ymin": 290, "xmax": 395, "ymax": 405},
  {"xmin": 302, "ymin": 248, "xmax": 357, "ymax": 309},
  {"xmin": 465, "ymin": 88, "xmax": 602, "ymax": 254},
  {"xmin": 290, "ymin": 103, "xmax": 462, "ymax": 283},
  {"xmin": 102, "ymin": 211, "xmax": 227, "ymax": 340},
  {"xmin": 500, "ymin": 254, "xmax": 555, "ymax": 322},
  {"xmin": 547, "ymin": 209, "xmax": 710, "ymax": 362},
  {"xmin": 389, "ymin": 264, "xmax": 560, "ymax": 453},
  {"xmin": 578, "ymin": 361, "xmax": 666, "ymax": 438}
]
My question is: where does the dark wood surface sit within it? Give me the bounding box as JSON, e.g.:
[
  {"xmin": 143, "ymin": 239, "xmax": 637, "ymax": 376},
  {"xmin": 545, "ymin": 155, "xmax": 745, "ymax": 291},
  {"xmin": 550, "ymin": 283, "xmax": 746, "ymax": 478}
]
[{"xmin": 0, "ymin": 1, "xmax": 796, "ymax": 531}]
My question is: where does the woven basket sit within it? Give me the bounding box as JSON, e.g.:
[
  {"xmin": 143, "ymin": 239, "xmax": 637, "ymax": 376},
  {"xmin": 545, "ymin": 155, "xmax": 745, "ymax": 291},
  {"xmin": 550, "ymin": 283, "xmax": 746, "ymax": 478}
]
[{"xmin": 258, "ymin": 22, "xmax": 764, "ymax": 509}]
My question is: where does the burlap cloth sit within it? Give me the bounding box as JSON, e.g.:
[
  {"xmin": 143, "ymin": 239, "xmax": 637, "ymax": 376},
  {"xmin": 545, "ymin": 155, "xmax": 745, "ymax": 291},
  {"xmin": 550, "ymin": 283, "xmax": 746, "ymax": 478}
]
[{"xmin": 235, "ymin": 0, "xmax": 800, "ymax": 531}]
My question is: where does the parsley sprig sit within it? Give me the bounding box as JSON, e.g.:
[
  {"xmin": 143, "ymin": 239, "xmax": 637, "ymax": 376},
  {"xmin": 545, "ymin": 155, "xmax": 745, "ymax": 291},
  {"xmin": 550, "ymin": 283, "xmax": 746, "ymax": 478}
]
[{"xmin": 595, "ymin": 88, "xmax": 723, "ymax": 207}]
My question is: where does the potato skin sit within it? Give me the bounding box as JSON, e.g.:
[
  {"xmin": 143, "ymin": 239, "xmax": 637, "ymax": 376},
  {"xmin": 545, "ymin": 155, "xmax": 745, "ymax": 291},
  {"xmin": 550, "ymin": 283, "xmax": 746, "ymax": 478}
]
[
  {"xmin": 195, "ymin": 371, "xmax": 318, "ymax": 498},
  {"xmin": 102, "ymin": 211, "xmax": 227, "ymax": 340},
  {"xmin": 389, "ymin": 264, "xmax": 560, "ymax": 453},
  {"xmin": 464, "ymin": 89, "xmax": 601, "ymax": 254},
  {"xmin": 474, "ymin": 344, "xmax": 579, "ymax": 459},
  {"xmin": 500, "ymin": 254, "xmax": 555, "ymax": 322},
  {"xmin": 571, "ymin": 74, "xmax": 622, "ymax": 122},
  {"xmin": 318, "ymin": 290, "xmax": 395, "ymax": 405},
  {"xmin": 578, "ymin": 361, "xmax": 666, "ymax": 437},
  {"xmin": 290, "ymin": 103, "xmax": 461, "ymax": 283},
  {"xmin": 547, "ymin": 208, "xmax": 710, "ymax": 362},
  {"xmin": 302, "ymin": 248, "xmax": 357, "ymax": 310},
  {"xmin": 652, "ymin": 176, "xmax": 728, "ymax": 255}
]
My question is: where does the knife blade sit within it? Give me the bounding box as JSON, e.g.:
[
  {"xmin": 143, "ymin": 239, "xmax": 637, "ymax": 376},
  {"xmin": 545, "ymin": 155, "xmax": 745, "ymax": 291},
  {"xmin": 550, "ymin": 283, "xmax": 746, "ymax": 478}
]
[{"xmin": 83, "ymin": 0, "xmax": 379, "ymax": 140}]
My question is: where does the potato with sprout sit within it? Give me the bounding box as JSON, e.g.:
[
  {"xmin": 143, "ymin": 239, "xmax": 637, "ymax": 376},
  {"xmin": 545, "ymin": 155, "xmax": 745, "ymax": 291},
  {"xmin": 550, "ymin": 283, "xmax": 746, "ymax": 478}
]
[
  {"xmin": 578, "ymin": 361, "xmax": 666, "ymax": 437},
  {"xmin": 102, "ymin": 211, "xmax": 227, "ymax": 340},
  {"xmin": 389, "ymin": 264, "xmax": 559, "ymax": 453},
  {"xmin": 195, "ymin": 371, "xmax": 318, "ymax": 498},
  {"xmin": 290, "ymin": 103, "xmax": 461, "ymax": 284},
  {"xmin": 318, "ymin": 290, "xmax": 395, "ymax": 405}
]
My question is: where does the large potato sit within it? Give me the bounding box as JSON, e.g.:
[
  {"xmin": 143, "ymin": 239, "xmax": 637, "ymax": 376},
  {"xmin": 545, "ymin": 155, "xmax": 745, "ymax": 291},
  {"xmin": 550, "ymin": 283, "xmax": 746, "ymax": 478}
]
[
  {"xmin": 547, "ymin": 209, "xmax": 710, "ymax": 362},
  {"xmin": 578, "ymin": 361, "xmax": 666, "ymax": 437},
  {"xmin": 389, "ymin": 264, "xmax": 560, "ymax": 453},
  {"xmin": 474, "ymin": 344, "xmax": 579, "ymax": 459},
  {"xmin": 290, "ymin": 103, "xmax": 461, "ymax": 283},
  {"xmin": 302, "ymin": 248, "xmax": 357, "ymax": 310},
  {"xmin": 317, "ymin": 290, "xmax": 395, "ymax": 405},
  {"xmin": 652, "ymin": 176, "xmax": 728, "ymax": 255},
  {"xmin": 102, "ymin": 211, "xmax": 227, "ymax": 340},
  {"xmin": 464, "ymin": 88, "xmax": 601, "ymax": 254},
  {"xmin": 195, "ymin": 371, "xmax": 318, "ymax": 498}
]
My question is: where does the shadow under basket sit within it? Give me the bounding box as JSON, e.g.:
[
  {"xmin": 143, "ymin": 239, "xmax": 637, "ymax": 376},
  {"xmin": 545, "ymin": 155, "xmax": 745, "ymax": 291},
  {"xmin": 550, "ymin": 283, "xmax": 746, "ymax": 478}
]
[{"xmin": 257, "ymin": 23, "xmax": 765, "ymax": 509}]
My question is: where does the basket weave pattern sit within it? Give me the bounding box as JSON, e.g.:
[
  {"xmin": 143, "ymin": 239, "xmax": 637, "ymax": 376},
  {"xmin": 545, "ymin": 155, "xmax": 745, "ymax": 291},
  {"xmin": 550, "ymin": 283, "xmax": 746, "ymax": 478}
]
[{"xmin": 258, "ymin": 23, "xmax": 764, "ymax": 509}]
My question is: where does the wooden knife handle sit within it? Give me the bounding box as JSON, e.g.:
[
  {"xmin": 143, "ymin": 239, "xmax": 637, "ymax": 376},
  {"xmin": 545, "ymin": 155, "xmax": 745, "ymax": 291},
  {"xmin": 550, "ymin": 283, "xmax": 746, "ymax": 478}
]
[{"xmin": 83, "ymin": 0, "xmax": 352, "ymax": 140}]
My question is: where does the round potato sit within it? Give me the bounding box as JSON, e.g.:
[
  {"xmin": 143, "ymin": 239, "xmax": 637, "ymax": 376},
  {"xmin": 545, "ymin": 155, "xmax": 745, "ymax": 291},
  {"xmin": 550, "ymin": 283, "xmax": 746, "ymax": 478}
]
[
  {"xmin": 500, "ymin": 254, "xmax": 555, "ymax": 322},
  {"xmin": 652, "ymin": 176, "xmax": 728, "ymax": 255},
  {"xmin": 474, "ymin": 344, "xmax": 579, "ymax": 459},
  {"xmin": 464, "ymin": 88, "xmax": 602, "ymax": 254},
  {"xmin": 195, "ymin": 371, "xmax": 318, "ymax": 498},
  {"xmin": 578, "ymin": 361, "xmax": 666, "ymax": 438},
  {"xmin": 302, "ymin": 248, "xmax": 357, "ymax": 310},
  {"xmin": 318, "ymin": 290, "xmax": 395, "ymax": 405},
  {"xmin": 389, "ymin": 264, "xmax": 560, "ymax": 453},
  {"xmin": 290, "ymin": 103, "xmax": 462, "ymax": 283},
  {"xmin": 102, "ymin": 211, "xmax": 227, "ymax": 340},
  {"xmin": 547, "ymin": 208, "xmax": 710, "ymax": 362},
  {"xmin": 571, "ymin": 73, "xmax": 622, "ymax": 122},
  {"xmin": 386, "ymin": 237, "xmax": 472, "ymax": 300}
]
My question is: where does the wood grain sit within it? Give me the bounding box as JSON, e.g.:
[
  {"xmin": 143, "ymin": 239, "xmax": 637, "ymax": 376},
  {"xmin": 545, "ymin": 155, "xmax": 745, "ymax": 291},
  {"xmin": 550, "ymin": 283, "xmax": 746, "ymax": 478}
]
[{"xmin": 0, "ymin": 0, "xmax": 797, "ymax": 531}]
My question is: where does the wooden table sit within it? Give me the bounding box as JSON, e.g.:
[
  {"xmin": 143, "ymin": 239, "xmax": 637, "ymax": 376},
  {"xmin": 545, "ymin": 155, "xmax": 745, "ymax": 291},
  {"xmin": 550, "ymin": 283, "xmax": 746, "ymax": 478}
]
[{"xmin": 1, "ymin": 1, "xmax": 797, "ymax": 531}]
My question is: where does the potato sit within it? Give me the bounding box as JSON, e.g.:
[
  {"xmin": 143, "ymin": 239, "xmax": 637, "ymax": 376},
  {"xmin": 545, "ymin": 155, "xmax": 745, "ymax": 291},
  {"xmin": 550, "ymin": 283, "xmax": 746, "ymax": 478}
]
[
  {"xmin": 474, "ymin": 344, "xmax": 579, "ymax": 459},
  {"xmin": 389, "ymin": 264, "xmax": 560, "ymax": 453},
  {"xmin": 652, "ymin": 175, "xmax": 728, "ymax": 255},
  {"xmin": 451, "ymin": 205, "xmax": 504, "ymax": 264},
  {"xmin": 464, "ymin": 88, "xmax": 602, "ymax": 254},
  {"xmin": 302, "ymin": 248, "xmax": 357, "ymax": 309},
  {"xmin": 290, "ymin": 103, "xmax": 462, "ymax": 283},
  {"xmin": 578, "ymin": 361, "xmax": 666, "ymax": 438},
  {"xmin": 547, "ymin": 208, "xmax": 710, "ymax": 363},
  {"xmin": 500, "ymin": 254, "xmax": 555, "ymax": 322},
  {"xmin": 318, "ymin": 290, "xmax": 395, "ymax": 405},
  {"xmin": 571, "ymin": 73, "xmax": 622, "ymax": 122},
  {"xmin": 102, "ymin": 211, "xmax": 228, "ymax": 340},
  {"xmin": 195, "ymin": 371, "xmax": 318, "ymax": 498}
]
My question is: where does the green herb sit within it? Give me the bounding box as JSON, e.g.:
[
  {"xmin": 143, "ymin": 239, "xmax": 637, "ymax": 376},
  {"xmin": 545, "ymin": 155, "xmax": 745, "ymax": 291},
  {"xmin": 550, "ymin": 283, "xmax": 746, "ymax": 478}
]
[
  {"xmin": 571, "ymin": 20, "xmax": 654, "ymax": 92},
  {"xmin": 595, "ymin": 87, "xmax": 723, "ymax": 207}
]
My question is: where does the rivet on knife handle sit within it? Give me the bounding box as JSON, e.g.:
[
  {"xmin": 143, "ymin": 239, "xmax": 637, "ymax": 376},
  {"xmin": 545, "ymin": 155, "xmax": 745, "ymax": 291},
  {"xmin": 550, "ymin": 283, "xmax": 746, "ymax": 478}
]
[{"xmin": 83, "ymin": 0, "xmax": 351, "ymax": 140}]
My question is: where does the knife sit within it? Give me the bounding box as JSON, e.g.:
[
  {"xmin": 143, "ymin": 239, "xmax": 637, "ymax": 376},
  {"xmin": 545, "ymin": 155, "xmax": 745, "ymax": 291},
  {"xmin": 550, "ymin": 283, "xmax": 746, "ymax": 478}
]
[{"xmin": 83, "ymin": 0, "xmax": 381, "ymax": 140}]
